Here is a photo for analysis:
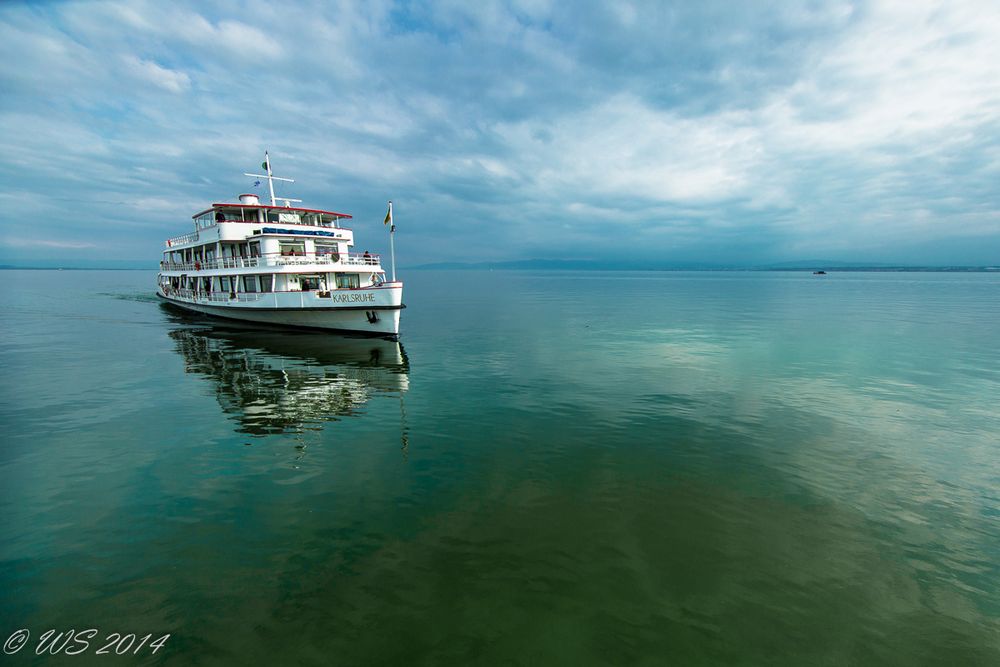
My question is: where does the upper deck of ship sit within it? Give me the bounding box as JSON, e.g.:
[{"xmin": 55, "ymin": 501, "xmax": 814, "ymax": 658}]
[
  {"xmin": 163, "ymin": 154, "xmax": 357, "ymax": 250},
  {"xmin": 165, "ymin": 195, "xmax": 357, "ymax": 250},
  {"xmin": 191, "ymin": 200, "xmax": 353, "ymax": 225}
]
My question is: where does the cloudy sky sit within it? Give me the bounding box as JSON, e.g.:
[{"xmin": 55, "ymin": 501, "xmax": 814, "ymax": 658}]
[{"xmin": 1, "ymin": 0, "xmax": 998, "ymax": 267}]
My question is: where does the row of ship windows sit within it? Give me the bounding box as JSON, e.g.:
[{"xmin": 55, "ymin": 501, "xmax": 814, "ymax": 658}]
[
  {"xmin": 163, "ymin": 273, "xmax": 362, "ymax": 293},
  {"xmin": 168, "ymin": 240, "xmax": 341, "ymax": 261},
  {"xmin": 195, "ymin": 211, "xmax": 334, "ymax": 227}
]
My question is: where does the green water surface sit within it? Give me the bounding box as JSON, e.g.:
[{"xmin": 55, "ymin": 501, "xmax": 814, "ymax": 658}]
[{"xmin": 2, "ymin": 269, "xmax": 999, "ymax": 665}]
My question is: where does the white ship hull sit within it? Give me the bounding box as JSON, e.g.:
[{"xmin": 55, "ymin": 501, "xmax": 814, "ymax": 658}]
[{"xmin": 158, "ymin": 284, "xmax": 403, "ymax": 337}]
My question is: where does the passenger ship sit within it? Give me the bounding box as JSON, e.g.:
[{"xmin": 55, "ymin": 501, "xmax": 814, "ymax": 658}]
[{"xmin": 157, "ymin": 154, "xmax": 403, "ymax": 338}]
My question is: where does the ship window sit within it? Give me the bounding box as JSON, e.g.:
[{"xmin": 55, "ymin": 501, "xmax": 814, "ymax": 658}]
[
  {"xmin": 249, "ymin": 241, "xmax": 261, "ymax": 257},
  {"xmin": 335, "ymin": 272, "xmax": 360, "ymax": 289},
  {"xmin": 242, "ymin": 276, "xmax": 258, "ymax": 292},
  {"xmin": 279, "ymin": 241, "xmax": 305, "ymax": 256},
  {"xmin": 219, "ymin": 276, "xmax": 231, "ymax": 292},
  {"xmin": 260, "ymin": 275, "xmax": 273, "ymax": 292},
  {"xmin": 316, "ymin": 242, "xmax": 339, "ymax": 262}
]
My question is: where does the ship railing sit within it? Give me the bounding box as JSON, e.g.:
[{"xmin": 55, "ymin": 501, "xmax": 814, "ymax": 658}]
[
  {"xmin": 162, "ymin": 257, "xmax": 263, "ymax": 271},
  {"xmin": 219, "ymin": 256, "xmax": 261, "ymax": 269},
  {"xmin": 212, "ymin": 216, "xmax": 346, "ymax": 229},
  {"xmin": 269, "ymin": 251, "xmax": 380, "ymax": 267},
  {"xmin": 167, "ymin": 288, "xmax": 263, "ymax": 302},
  {"xmin": 341, "ymin": 252, "xmax": 382, "ymax": 266},
  {"xmin": 271, "ymin": 253, "xmax": 336, "ymax": 266},
  {"xmin": 160, "ymin": 252, "xmax": 381, "ymax": 271},
  {"xmin": 203, "ymin": 292, "xmax": 263, "ymax": 302},
  {"xmin": 165, "ymin": 232, "xmax": 199, "ymax": 248}
]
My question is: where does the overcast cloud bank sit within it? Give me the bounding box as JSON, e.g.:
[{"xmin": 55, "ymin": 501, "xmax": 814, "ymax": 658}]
[{"xmin": 1, "ymin": 0, "xmax": 998, "ymax": 266}]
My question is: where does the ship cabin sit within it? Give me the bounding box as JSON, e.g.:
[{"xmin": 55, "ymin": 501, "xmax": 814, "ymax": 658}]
[{"xmin": 159, "ymin": 193, "xmax": 387, "ymax": 300}]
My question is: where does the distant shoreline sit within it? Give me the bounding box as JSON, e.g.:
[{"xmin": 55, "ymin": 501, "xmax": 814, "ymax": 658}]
[
  {"xmin": 0, "ymin": 266, "xmax": 153, "ymax": 271},
  {"xmin": 3, "ymin": 264, "xmax": 997, "ymax": 273},
  {"xmin": 406, "ymin": 260, "xmax": 999, "ymax": 272}
]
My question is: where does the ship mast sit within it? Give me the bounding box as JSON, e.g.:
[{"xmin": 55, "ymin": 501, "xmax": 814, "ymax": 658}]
[{"xmin": 244, "ymin": 151, "xmax": 298, "ymax": 206}]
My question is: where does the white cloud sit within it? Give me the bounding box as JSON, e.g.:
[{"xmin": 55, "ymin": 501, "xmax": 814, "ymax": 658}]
[
  {"xmin": 124, "ymin": 56, "xmax": 191, "ymax": 93},
  {"xmin": 494, "ymin": 95, "xmax": 763, "ymax": 204},
  {"xmin": 767, "ymin": 1, "xmax": 1000, "ymax": 153},
  {"xmin": 211, "ymin": 20, "xmax": 283, "ymax": 60}
]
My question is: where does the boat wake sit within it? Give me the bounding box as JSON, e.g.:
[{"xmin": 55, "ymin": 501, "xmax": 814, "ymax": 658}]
[{"xmin": 103, "ymin": 291, "xmax": 162, "ymax": 304}]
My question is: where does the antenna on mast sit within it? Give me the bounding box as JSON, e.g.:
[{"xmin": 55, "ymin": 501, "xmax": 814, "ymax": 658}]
[{"xmin": 244, "ymin": 151, "xmax": 295, "ymax": 206}]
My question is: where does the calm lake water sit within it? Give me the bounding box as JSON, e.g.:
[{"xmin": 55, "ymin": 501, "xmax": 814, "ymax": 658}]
[{"xmin": 2, "ymin": 269, "xmax": 1000, "ymax": 664}]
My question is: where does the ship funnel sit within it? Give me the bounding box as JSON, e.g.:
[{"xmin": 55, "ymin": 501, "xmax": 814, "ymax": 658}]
[{"xmin": 239, "ymin": 193, "xmax": 260, "ymax": 205}]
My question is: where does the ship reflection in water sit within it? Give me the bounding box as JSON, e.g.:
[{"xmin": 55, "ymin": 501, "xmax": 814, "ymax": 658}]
[{"xmin": 168, "ymin": 321, "xmax": 409, "ymax": 437}]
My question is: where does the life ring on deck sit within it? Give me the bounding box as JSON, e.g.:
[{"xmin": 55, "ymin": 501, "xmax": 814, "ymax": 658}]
[{"xmin": 195, "ymin": 261, "xmax": 201, "ymax": 271}]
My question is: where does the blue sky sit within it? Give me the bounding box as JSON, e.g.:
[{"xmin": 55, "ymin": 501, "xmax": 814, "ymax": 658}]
[{"xmin": 1, "ymin": 0, "xmax": 998, "ymax": 266}]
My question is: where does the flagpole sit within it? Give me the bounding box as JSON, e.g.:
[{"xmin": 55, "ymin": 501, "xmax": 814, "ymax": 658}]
[{"xmin": 388, "ymin": 200, "xmax": 396, "ymax": 282}]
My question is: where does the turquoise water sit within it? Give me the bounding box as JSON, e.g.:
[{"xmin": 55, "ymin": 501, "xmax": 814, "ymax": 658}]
[{"xmin": 2, "ymin": 269, "xmax": 1000, "ymax": 664}]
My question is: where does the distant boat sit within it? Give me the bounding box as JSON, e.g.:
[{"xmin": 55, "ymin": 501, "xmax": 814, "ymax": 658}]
[{"xmin": 813, "ymin": 270, "xmax": 827, "ymax": 275}]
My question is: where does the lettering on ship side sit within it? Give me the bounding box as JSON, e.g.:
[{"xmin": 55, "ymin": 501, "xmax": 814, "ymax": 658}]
[{"xmin": 329, "ymin": 292, "xmax": 376, "ymax": 303}]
